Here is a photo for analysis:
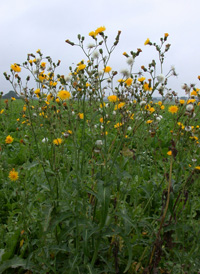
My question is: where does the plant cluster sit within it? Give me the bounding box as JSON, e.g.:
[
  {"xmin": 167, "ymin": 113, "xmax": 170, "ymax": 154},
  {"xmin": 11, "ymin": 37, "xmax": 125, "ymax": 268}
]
[{"xmin": 0, "ymin": 27, "xmax": 200, "ymax": 273}]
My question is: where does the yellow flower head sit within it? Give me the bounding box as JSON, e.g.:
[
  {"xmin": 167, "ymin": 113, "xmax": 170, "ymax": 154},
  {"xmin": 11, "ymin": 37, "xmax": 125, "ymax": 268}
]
[
  {"xmin": 53, "ymin": 138, "xmax": 63, "ymax": 145},
  {"xmin": 104, "ymin": 66, "xmax": 112, "ymax": 73},
  {"xmin": 5, "ymin": 135, "xmax": 14, "ymax": 144},
  {"xmin": 144, "ymin": 38, "xmax": 150, "ymax": 45},
  {"xmin": 34, "ymin": 88, "xmax": 40, "ymax": 95},
  {"xmin": 95, "ymin": 26, "xmax": 106, "ymax": 36},
  {"xmin": 146, "ymin": 120, "xmax": 153, "ymax": 124},
  {"xmin": 138, "ymin": 77, "xmax": 146, "ymax": 82},
  {"xmin": 8, "ymin": 168, "xmax": 19, "ymax": 181},
  {"xmin": 107, "ymin": 95, "xmax": 118, "ymax": 103},
  {"xmin": 99, "ymin": 117, "xmax": 104, "ymax": 123},
  {"xmin": 89, "ymin": 31, "xmax": 96, "ymax": 37},
  {"xmin": 40, "ymin": 62, "xmax": 46, "ymax": 68},
  {"xmin": 114, "ymin": 102, "xmax": 125, "ymax": 110},
  {"xmin": 179, "ymin": 99, "xmax": 185, "ymax": 105},
  {"xmin": 125, "ymin": 78, "xmax": 133, "ymax": 86},
  {"xmin": 167, "ymin": 150, "xmax": 172, "ymax": 156},
  {"xmin": 195, "ymin": 166, "xmax": 200, "ymax": 170},
  {"xmin": 168, "ymin": 105, "xmax": 178, "ymax": 114},
  {"xmin": 164, "ymin": 33, "xmax": 169, "ymax": 38},
  {"xmin": 11, "ymin": 63, "xmax": 21, "ymax": 72},
  {"xmin": 57, "ymin": 90, "xmax": 71, "ymax": 100},
  {"xmin": 191, "ymin": 90, "xmax": 197, "ymax": 96},
  {"xmin": 47, "ymin": 94, "xmax": 53, "ymax": 101},
  {"xmin": 77, "ymin": 64, "xmax": 86, "ymax": 71},
  {"xmin": 78, "ymin": 113, "xmax": 84, "ymax": 119}
]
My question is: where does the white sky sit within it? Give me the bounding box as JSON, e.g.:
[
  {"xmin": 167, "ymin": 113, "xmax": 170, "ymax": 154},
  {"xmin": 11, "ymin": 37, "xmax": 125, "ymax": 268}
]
[{"xmin": 1, "ymin": 0, "xmax": 200, "ymax": 96}]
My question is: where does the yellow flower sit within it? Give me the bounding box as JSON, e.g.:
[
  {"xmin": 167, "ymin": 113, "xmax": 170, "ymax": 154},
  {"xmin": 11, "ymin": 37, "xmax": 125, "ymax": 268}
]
[
  {"xmin": 179, "ymin": 99, "xmax": 185, "ymax": 104},
  {"xmin": 29, "ymin": 60, "xmax": 33, "ymax": 64},
  {"xmin": 10, "ymin": 63, "xmax": 21, "ymax": 72},
  {"xmin": 187, "ymin": 99, "xmax": 195, "ymax": 104},
  {"xmin": 125, "ymin": 78, "xmax": 133, "ymax": 86},
  {"xmin": 67, "ymin": 130, "xmax": 72, "ymax": 134},
  {"xmin": 114, "ymin": 102, "xmax": 125, "ymax": 110},
  {"xmin": 38, "ymin": 71, "xmax": 46, "ymax": 82},
  {"xmin": 40, "ymin": 62, "xmax": 46, "ymax": 68},
  {"xmin": 146, "ymin": 120, "xmax": 153, "ymax": 124},
  {"xmin": 191, "ymin": 90, "xmax": 197, "ymax": 96},
  {"xmin": 164, "ymin": 33, "xmax": 169, "ymax": 38},
  {"xmin": 34, "ymin": 88, "xmax": 40, "ymax": 95},
  {"xmin": 195, "ymin": 166, "xmax": 200, "ymax": 170},
  {"xmin": 86, "ymin": 83, "xmax": 91, "ymax": 87},
  {"xmin": 8, "ymin": 168, "xmax": 19, "ymax": 181},
  {"xmin": 77, "ymin": 64, "xmax": 86, "ymax": 71},
  {"xmin": 107, "ymin": 95, "xmax": 118, "ymax": 102},
  {"xmin": 89, "ymin": 31, "xmax": 96, "ymax": 37},
  {"xmin": 56, "ymin": 98, "xmax": 60, "ymax": 103},
  {"xmin": 53, "ymin": 138, "xmax": 63, "ymax": 145},
  {"xmin": 78, "ymin": 113, "xmax": 84, "ymax": 119},
  {"xmin": 144, "ymin": 38, "xmax": 150, "ymax": 45},
  {"xmin": 99, "ymin": 117, "xmax": 104, "ymax": 123},
  {"xmin": 138, "ymin": 77, "xmax": 146, "ymax": 82},
  {"xmin": 168, "ymin": 105, "xmax": 178, "ymax": 114},
  {"xmin": 57, "ymin": 90, "xmax": 71, "ymax": 100},
  {"xmin": 104, "ymin": 66, "xmax": 112, "ymax": 73},
  {"xmin": 100, "ymin": 102, "xmax": 105, "ymax": 108},
  {"xmin": 143, "ymin": 82, "xmax": 152, "ymax": 91},
  {"xmin": 5, "ymin": 135, "xmax": 14, "ymax": 144},
  {"xmin": 0, "ymin": 109, "xmax": 4, "ymax": 114},
  {"xmin": 167, "ymin": 150, "xmax": 172, "ymax": 156},
  {"xmin": 161, "ymin": 105, "xmax": 165, "ymax": 110},
  {"xmin": 117, "ymin": 79, "xmax": 125, "ymax": 83},
  {"xmin": 149, "ymin": 107, "xmax": 155, "ymax": 113},
  {"xmin": 95, "ymin": 26, "xmax": 106, "ymax": 36},
  {"xmin": 47, "ymin": 94, "xmax": 53, "ymax": 101},
  {"xmin": 114, "ymin": 122, "xmax": 123, "ymax": 128}
]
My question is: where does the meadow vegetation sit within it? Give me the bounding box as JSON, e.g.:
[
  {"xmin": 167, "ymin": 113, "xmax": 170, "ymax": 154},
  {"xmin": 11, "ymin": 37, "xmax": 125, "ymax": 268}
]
[{"xmin": 0, "ymin": 27, "xmax": 200, "ymax": 273}]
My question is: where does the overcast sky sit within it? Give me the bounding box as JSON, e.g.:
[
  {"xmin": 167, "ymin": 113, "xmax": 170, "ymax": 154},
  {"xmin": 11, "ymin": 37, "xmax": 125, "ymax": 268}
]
[{"xmin": 1, "ymin": 0, "xmax": 200, "ymax": 96}]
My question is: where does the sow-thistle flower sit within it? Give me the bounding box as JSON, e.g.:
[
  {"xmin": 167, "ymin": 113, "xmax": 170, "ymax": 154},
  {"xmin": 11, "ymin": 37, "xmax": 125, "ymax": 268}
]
[
  {"xmin": 146, "ymin": 120, "xmax": 153, "ymax": 124},
  {"xmin": 108, "ymin": 95, "xmax": 118, "ymax": 102},
  {"xmin": 95, "ymin": 26, "xmax": 106, "ymax": 36},
  {"xmin": 167, "ymin": 150, "xmax": 172, "ymax": 156},
  {"xmin": 168, "ymin": 105, "xmax": 178, "ymax": 114},
  {"xmin": 144, "ymin": 38, "xmax": 150, "ymax": 45},
  {"xmin": 40, "ymin": 62, "xmax": 46, "ymax": 68},
  {"xmin": 114, "ymin": 102, "xmax": 125, "ymax": 110},
  {"xmin": 78, "ymin": 113, "xmax": 84, "ymax": 119},
  {"xmin": 89, "ymin": 31, "xmax": 96, "ymax": 37},
  {"xmin": 8, "ymin": 168, "xmax": 19, "ymax": 181},
  {"xmin": 191, "ymin": 90, "xmax": 197, "ymax": 96},
  {"xmin": 11, "ymin": 63, "xmax": 21, "ymax": 72},
  {"xmin": 5, "ymin": 135, "xmax": 14, "ymax": 144},
  {"xmin": 179, "ymin": 99, "xmax": 185, "ymax": 104},
  {"xmin": 34, "ymin": 88, "xmax": 40, "ymax": 95},
  {"xmin": 125, "ymin": 78, "xmax": 133, "ymax": 86},
  {"xmin": 53, "ymin": 138, "xmax": 63, "ymax": 145},
  {"xmin": 195, "ymin": 166, "xmax": 200, "ymax": 170},
  {"xmin": 104, "ymin": 66, "xmax": 112, "ymax": 73},
  {"xmin": 138, "ymin": 77, "xmax": 146, "ymax": 82},
  {"xmin": 57, "ymin": 90, "xmax": 71, "ymax": 100},
  {"xmin": 77, "ymin": 64, "xmax": 86, "ymax": 71},
  {"xmin": 0, "ymin": 109, "xmax": 4, "ymax": 114}
]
